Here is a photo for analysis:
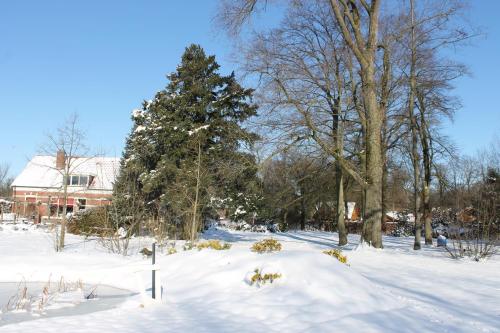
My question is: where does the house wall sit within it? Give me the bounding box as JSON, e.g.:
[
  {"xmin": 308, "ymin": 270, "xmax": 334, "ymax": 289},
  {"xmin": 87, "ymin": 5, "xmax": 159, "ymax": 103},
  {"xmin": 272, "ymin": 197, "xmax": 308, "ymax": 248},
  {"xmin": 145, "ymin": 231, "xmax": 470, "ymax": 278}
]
[{"xmin": 12, "ymin": 187, "xmax": 112, "ymax": 218}]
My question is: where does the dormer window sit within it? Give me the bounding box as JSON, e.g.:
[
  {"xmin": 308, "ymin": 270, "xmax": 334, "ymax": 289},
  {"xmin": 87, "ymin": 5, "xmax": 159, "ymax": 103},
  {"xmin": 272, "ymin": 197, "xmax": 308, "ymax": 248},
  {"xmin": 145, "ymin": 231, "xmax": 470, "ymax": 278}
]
[{"xmin": 66, "ymin": 174, "xmax": 92, "ymax": 186}]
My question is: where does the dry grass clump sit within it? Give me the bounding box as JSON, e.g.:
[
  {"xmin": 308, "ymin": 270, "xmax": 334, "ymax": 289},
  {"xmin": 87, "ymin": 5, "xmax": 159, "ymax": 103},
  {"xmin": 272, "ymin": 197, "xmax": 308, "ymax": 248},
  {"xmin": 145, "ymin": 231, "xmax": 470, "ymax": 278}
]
[
  {"xmin": 196, "ymin": 239, "xmax": 232, "ymax": 250},
  {"xmin": 249, "ymin": 269, "xmax": 281, "ymax": 287},
  {"xmin": 167, "ymin": 247, "xmax": 177, "ymax": 255},
  {"xmin": 251, "ymin": 238, "xmax": 282, "ymax": 253},
  {"xmin": 3, "ymin": 276, "xmax": 90, "ymax": 314},
  {"xmin": 323, "ymin": 249, "xmax": 348, "ymax": 264}
]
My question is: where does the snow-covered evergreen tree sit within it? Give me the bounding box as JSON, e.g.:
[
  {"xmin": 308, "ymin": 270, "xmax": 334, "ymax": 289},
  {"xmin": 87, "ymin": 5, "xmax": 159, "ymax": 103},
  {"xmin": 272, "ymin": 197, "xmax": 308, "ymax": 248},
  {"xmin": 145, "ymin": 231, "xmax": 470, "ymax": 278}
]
[{"xmin": 114, "ymin": 44, "xmax": 260, "ymax": 237}]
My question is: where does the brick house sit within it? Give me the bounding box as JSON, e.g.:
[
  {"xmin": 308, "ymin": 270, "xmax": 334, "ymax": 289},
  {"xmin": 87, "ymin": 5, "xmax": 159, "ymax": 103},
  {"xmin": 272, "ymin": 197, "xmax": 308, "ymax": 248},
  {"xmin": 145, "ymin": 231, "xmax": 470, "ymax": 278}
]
[{"xmin": 11, "ymin": 151, "xmax": 120, "ymax": 218}]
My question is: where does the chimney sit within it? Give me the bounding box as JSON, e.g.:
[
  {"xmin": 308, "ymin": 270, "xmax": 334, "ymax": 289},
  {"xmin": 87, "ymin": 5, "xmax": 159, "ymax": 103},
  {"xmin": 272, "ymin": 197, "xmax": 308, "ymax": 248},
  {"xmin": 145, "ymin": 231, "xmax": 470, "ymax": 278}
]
[{"xmin": 56, "ymin": 150, "xmax": 66, "ymax": 169}]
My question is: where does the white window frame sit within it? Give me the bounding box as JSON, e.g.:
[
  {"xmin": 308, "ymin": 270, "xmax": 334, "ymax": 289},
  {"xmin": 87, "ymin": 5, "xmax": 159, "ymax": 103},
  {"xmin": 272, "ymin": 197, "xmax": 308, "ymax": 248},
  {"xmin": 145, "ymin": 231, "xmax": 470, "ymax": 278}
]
[{"xmin": 67, "ymin": 175, "xmax": 91, "ymax": 187}]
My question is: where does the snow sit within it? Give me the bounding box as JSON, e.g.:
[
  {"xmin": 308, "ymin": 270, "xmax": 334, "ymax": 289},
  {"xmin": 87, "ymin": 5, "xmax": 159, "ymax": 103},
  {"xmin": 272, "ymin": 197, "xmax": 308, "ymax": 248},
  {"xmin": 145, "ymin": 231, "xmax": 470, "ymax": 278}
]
[
  {"xmin": 0, "ymin": 213, "xmax": 15, "ymax": 222},
  {"xmin": 134, "ymin": 125, "xmax": 145, "ymax": 133},
  {"xmin": 131, "ymin": 109, "xmax": 143, "ymax": 119},
  {"xmin": 234, "ymin": 206, "xmax": 246, "ymax": 215},
  {"xmin": 0, "ymin": 223, "xmax": 498, "ymax": 332},
  {"xmin": 188, "ymin": 124, "xmax": 209, "ymax": 136}
]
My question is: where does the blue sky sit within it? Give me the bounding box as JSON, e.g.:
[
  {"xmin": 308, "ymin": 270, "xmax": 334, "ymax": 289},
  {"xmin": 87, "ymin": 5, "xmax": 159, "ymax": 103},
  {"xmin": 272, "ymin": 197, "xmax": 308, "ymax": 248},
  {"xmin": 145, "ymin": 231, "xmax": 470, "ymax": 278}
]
[{"xmin": 0, "ymin": 0, "xmax": 498, "ymax": 176}]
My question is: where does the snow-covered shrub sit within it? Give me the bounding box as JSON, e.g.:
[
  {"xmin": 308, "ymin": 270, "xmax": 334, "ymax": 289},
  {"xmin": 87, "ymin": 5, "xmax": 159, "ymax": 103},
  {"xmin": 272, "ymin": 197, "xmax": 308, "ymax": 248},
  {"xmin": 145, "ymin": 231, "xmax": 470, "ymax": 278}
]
[
  {"xmin": 248, "ymin": 269, "xmax": 281, "ymax": 287},
  {"xmin": 68, "ymin": 207, "xmax": 112, "ymax": 237},
  {"xmin": 323, "ymin": 249, "xmax": 348, "ymax": 264},
  {"xmin": 183, "ymin": 242, "xmax": 196, "ymax": 251},
  {"xmin": 251, "ymin": 239, "xmax": 282, "ymax": 253},
  {"xmin": 167, "ymin": 247, "xmax": 177, "ymax": 255},
  {"xmin": 277, "ymin": 221, "xmax": 288, "ymax": 232},
  {"xmin": 387, "ymin": 211, "xmax": 414, "ymax": 237},
  {"xmin": 196, "ymin": 240, "xmax": 232, "ymax": 250},
  {"xmin": 227, "ymin": 221, "xmax": 252, "ymax": 231},
  {"xmin": 250, "ymin": 224, "xmax": 267, "ymax": 232},
  {"xmin": 266, "ymin": 223, "xmax": 280, "ymax": 233}
]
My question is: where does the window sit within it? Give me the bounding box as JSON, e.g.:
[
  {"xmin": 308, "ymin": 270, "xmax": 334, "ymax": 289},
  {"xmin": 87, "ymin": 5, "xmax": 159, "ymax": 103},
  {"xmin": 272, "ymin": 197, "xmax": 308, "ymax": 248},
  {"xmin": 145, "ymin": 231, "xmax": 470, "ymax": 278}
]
[
  {"xmin": 66, "ymin": 175, "xmax": 91, "ymax": 186},
  {"xmin": 76, "ymin": 198, "xmax": 86, "ymax": 210},
  {"xmin": 71, "ymin": 175, "xmax": 79, "ymax": 185}
]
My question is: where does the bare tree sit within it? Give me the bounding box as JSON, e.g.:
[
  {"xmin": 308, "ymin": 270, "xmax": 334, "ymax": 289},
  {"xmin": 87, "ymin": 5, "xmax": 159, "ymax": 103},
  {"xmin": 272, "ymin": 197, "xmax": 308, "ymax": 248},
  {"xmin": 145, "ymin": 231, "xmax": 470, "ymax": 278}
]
[
  {"xmin": 238, "ymin": 1, "xmax": 358, "ymax": 244},
  {"xmin": 218, "ymin": 0, "xmax": 393, "ymax": 248},
  {"xmin": 401, "ymin": 0, "xmax": 474, "ymax": 246},
  {"xmin": 218, "ymin": 0, "xmax": 475, "ymax": 250},
  {"xmin": 0, "ymin": 163, "xmax": 13, "ymax": 198},
  {"xmin": 327, "ymin": 0, "xmax": 388, "ymax": 248},
  {"xmin": 406, "ymin": 0, "xmax": 423, "ymax": 250},
  {"xmin": 41, "ymin": 113, "xmax": 89, "ymax": 251}
]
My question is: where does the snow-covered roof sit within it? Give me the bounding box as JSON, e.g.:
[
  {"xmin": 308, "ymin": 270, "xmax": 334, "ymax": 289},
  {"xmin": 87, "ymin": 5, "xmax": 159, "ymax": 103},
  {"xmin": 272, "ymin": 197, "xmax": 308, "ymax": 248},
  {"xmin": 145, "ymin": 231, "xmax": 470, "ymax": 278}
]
[{"xmin": 11, "ymin": 155, "xmax": 120, "ymax": 191}]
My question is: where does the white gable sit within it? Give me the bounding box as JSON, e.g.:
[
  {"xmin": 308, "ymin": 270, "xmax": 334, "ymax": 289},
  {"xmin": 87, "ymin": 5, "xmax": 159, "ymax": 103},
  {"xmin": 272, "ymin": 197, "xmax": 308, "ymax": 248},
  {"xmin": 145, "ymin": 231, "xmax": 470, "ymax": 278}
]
[{"xmin": 12, "ymin": 155, "xmax": 120, "ymax": 191}]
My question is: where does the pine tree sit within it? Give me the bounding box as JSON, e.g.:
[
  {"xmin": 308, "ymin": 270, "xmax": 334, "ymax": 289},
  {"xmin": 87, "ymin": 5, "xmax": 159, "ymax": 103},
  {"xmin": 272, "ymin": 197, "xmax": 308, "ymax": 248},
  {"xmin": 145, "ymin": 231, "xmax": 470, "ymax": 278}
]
[{"xmin": 114, "ymin": 44, "xmax": 259, "ymax": 239}]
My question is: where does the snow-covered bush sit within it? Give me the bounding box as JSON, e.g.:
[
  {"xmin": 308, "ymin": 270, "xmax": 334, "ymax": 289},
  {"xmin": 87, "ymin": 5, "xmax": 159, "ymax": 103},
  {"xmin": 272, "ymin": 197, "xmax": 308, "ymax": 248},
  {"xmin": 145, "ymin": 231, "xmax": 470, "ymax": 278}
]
[
  {"xmin": 196, "ymin": 240, "xmax": 232, "ymax": 250},
  {"xmin": 323, "ymin": 249, "xmax": 348, "ymax": 265},
  {"xmin": 68, "ymin": 207, "xmax": 112, "ymax": 237},
  {"xmin": 387, "ymin": 211, "xmax": 414, "ymax": 237},
  {"xmin": 251, "ymin": 239, "xmax": 282, "ymax": 253},
  {"xmin": 247, "ymin": 269, "xmax": 281, "ymax": 287},
  {"xmin": 183, "ymin": 242, "xmax": 196, "ymax": 251}
]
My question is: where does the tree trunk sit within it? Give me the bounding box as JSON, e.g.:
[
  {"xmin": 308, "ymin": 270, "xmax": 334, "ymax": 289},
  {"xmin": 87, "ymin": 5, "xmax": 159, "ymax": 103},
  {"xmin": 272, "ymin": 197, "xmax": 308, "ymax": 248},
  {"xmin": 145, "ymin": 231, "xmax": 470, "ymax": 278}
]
[
  {"xmin": 421, "ymin": 119, "xmax": 433, "ymax": 245},
  {"xmin": 411, "ymin": 134, "xmax": 422, "ymax": 250},
  {"xmin": 336, "ymin": 167, "xmax": 347, "ymax": 245},
  {"xmin": 409, "ymin": 0, "xmax": 422, "ymax": 250},
  {"xmin": 359, "ymin": 128, "xmax": 369, "ymax": 242},
  {"xmin": 59, "ymin": 173, "xmax": 68, "ymax": 250},
  {"xmin": 300, "ymin": 197, "xmax": 306, "ymax": 231},
  {"xmin": 361, "ymin": 65, "xmax": 384, "ymax": 249},
  {"xmin": 422, "ymin": 176, "xmax": 432, "ymax": 245},
  {"xmin": 332, "ymin": 94, "xmax": 347, "ymax": 246},
  {"xmin": 190, "ymin": 141, "xmax": 202, "ymax": 242},
  {"xmin": 417, "ymin": 82, "xmax": 433, "ymax": 245},
  {"xmin": 381, "ymin": 156, "xmax": 388, "ymax": 234}
]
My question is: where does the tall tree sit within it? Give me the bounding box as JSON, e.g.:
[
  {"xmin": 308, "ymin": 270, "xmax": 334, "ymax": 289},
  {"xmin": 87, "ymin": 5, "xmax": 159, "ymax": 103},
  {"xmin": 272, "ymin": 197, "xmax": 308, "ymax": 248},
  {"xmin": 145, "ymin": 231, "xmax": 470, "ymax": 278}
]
[
  {"xmin": 218, "ymin": 0, "xmax": 391, "ymax": 248},
  {"xmin": 328, "ymin": 0, "xmax": 386, "ymax": 248},
  {"xmin": 116, "ymin": 44, "xmax": 258, "ymax": 240},
  {"xmin": 398, "ymin": 0, "xmax": 473, "ymax": 246},
  {"xmin": 238, "ymin": 1, "xmax": 364, "ymax": 245},
  {"xmin": 407, "ymin": 0, "xmax": 422, "ymax": 250}
]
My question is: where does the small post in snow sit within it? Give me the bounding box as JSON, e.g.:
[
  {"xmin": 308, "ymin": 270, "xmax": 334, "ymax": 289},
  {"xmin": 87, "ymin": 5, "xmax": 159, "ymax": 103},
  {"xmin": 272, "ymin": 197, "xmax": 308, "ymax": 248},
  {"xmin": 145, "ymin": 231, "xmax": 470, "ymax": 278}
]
[{"xmin": 152, "ymin": 242, "xmax": 156, "ymax": 299}]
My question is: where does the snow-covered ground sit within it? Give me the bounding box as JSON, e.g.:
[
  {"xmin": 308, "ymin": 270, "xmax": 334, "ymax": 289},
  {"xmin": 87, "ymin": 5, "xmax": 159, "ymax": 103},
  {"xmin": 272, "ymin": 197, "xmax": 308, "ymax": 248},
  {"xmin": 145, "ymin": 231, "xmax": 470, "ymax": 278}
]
[{"xmin": 0, "ymin": 223, "xmax": 498, "ymax": 332}]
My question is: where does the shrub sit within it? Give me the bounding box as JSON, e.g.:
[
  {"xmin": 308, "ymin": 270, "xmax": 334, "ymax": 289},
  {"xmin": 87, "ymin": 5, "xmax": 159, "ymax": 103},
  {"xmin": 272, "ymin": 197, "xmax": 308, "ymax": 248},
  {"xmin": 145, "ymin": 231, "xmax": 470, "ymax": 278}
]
[
  {"xmin": 196, "ymin": 239, "xmax": 232, "ymax": 250},
  {"xmin": 249, "ymin": 269, "xmax": 281, "ymax": 287},
  {"xmin": 323, "ymin": 249, "xmax": 348, "ymax": 264},
  {"xmin": 251, "ymin": 238, "xmax": 282, "ymax": 253},
  {"xmin": 139, "ymin": 247, "xmax": 153, "ymax": 257},
  {"xmin": 67, "ymin": 207, "xmax": 113, "ymax": 237},
  {"xmin": 183, "ymin": 242, "xmax": 195, "ymax": 251},
  {"xmin": 167, "ymin": 247, "xmax": 177, "ymax": 255}
]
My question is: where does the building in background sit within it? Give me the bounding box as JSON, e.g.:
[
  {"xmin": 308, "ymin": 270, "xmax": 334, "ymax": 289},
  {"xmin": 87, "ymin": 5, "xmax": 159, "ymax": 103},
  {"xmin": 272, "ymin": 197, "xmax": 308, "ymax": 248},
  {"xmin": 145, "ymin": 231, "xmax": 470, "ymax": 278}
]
[{"xmin": 11, "ymin": 151, "xmax": 119, "ymax": 219}]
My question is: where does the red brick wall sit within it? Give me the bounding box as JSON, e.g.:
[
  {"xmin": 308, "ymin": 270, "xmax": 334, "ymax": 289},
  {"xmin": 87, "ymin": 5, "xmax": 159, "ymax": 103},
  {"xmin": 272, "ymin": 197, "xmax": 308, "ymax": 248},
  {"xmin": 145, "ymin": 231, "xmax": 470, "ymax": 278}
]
[{"xmin": 12, "ymin": 189, "xmax": 112, "ymax": 217}]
